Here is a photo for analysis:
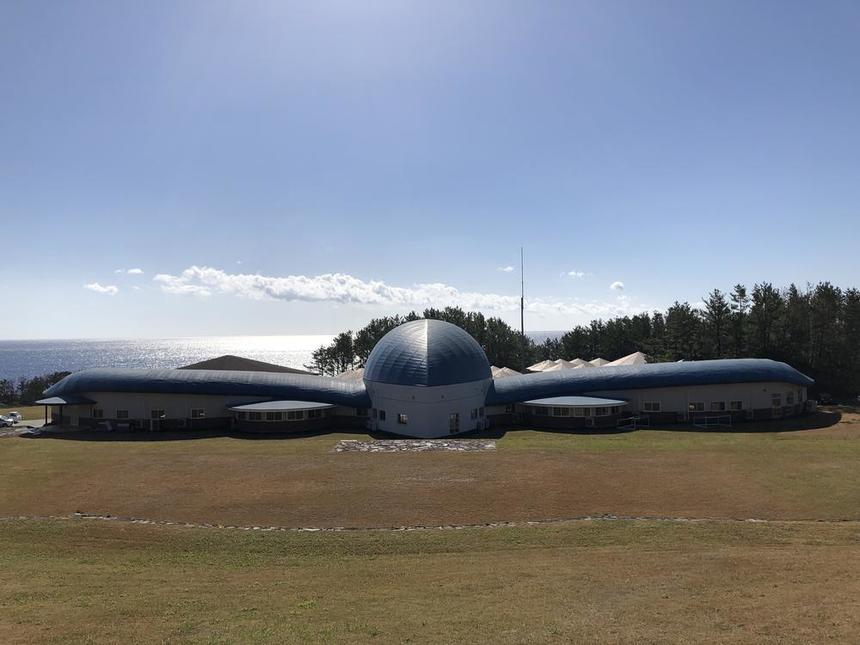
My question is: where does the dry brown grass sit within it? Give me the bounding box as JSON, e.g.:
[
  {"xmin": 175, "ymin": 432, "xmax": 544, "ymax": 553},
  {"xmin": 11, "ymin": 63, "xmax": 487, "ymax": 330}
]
[
  {"xmin": 2, "ymin": 409, "xmax": 859, "ymax": 643},
  {"xmin": 1, "ymin": 518, "xmax": 859, "ymax": 644},
  {"xmin": 1, "ymin": 410, "xmax": 857, "ymax": 528}
]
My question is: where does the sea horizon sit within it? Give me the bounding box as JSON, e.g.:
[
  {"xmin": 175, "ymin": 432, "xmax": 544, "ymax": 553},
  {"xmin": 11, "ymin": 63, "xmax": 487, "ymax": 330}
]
[{"xmin": 0, "ymin": 331, "xmax": 565, "ymax": 381}]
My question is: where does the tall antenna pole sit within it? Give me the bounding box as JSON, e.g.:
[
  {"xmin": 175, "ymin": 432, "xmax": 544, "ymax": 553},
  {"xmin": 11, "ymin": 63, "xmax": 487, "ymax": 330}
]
[{"xmin": 520, "ymin": 246, "xmax": 525, "ymax": 337}]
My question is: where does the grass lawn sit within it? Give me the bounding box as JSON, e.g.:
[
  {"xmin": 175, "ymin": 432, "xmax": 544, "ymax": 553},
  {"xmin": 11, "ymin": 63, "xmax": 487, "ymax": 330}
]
[
  {"xmin": 0, "ymin": 405, "xmax": 45, "ymax": 422},
  {"xmin": 1, "ymin": 408, "xmax": 859, "ymax": 643},
  {"xmin": 1, "ymin": 518, "xmax": 859, "ymax": 643}
]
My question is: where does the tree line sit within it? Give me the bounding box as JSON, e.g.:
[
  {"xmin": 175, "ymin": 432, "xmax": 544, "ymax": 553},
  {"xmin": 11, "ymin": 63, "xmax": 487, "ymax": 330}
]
[
  {"xmin": 307, "ymin": 282, "xmax": 859, "ymax": 397},
  {"xmin": 0, "ymin": 371, "xmax": 71, "ymax": 406}
]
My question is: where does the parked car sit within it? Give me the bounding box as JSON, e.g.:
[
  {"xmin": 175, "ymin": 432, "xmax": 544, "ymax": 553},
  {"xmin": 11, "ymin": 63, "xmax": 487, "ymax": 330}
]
[
  {"xmin": 0, "ymin": 415, "xmax": 13, "ymax": 428},
  {"xmin": 6, "ymin": 411, "xmax": 22, "ymax": 424}
]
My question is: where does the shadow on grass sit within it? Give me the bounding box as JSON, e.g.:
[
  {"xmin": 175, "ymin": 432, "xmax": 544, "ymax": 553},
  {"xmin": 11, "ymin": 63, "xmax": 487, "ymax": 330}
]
[{"xmin": 26, "ymin": 411, "xmax": 841, "ymax": 442}]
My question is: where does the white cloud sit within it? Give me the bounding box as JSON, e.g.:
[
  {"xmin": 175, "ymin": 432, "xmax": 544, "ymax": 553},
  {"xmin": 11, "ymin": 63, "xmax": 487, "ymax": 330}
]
[
  {"xmin": 127, "ymin": 268, "xmax": 144, "ymax": 275},
  {"xmin": 567, "ymin": 271, "xmax": 587, "ymax": 279},
  {"xmin": 114, "ymin": 268, "xmax": 124, "ymax": 274},
  {"xmin": 497, "ymin": 266, "xmax": 514, "ymax": 272},
  {"xmin": 610, "ymin": 281, "xmax": 625, "ymax": 291},
  {"xmin": 132, "ymin": 286, "xmax": 141, "ymax": 291},
  {"xmin": 154, "ymin": 266, "xmax": 649, "ymax": 322},
  {"xmin": 84, "ymin": 282, "xmax": 119, "ymax": 295}
]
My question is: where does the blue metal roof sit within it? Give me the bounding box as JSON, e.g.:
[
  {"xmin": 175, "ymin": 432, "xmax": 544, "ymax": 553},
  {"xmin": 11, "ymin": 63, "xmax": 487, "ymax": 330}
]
[
  {"xmin": 525, "ymin": 396, "xmax": 628, "ymax": 407},
  {"xmin": 486, "ymin": 358, "xmax": 813, "ymax": 406},
  {"xmin": 363, "ymin": 319, "xmax": 492, "ymax": 387},
  {"xmin": 44, "ymin": 368, "xmax": 371, "ymax": 408}
]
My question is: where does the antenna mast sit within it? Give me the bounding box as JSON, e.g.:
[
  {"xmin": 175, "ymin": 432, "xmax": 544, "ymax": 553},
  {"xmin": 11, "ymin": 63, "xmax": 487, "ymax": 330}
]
[{"xmin": 520, "ymin": 246, "xmax": 525, "ymax": 337}]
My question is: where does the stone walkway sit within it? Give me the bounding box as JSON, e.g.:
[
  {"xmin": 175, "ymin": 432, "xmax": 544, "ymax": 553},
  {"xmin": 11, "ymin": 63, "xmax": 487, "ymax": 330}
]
[{"xmin": 335, "ymin": 439, "xmax": 496, "ymax": 453}]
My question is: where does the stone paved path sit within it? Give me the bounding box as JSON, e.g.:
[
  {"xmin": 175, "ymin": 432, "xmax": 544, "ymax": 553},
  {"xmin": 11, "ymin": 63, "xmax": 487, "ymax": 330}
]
[{"xmin": 335, "ymin": 439, "xmax": 496, "ymax": 453}]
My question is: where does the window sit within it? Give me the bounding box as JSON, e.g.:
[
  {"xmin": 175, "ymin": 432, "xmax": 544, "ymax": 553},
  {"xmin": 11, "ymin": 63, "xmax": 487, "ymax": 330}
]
[
  {"xmin": 688, "ymin": 402, "xmax": 704, "ymax": 412},
  {"xmin": 266, "ymin": 411, "xmax": 282, "ymax": 421},
  {"xmin": 710, "ymin": 401, "xmax": 726, "ymax": 412},
  {"xmin": 287, "ymin": 410, "xmax": 304, "ymax": 421},
  {"xmin": 191, "ymin": 409, "xmax": 206, "ymax": 419},
  {"xmin": 533, "ymin": 406, "xmax": 549, "ymax": 416},
  {"xmin": 307, "ymin": 409, "xmax": 322, "ymax": 419},
  {"xmin": 504, "ymin": 405, "xmax": 513, "ymax": 414},
  {"xmin": 612, "ymin": 406, "xmax": 620, "ymax": 414},
  {"xmin": 573, "ymin": 408, "xmax": 585, "ymax": 417},
  {"xmin": 595, "ymin": 407, "xmax": 609, "ymax": 417},
  {"xmin": 355, "ymin": 408, "xmax": 368, "ymax": 417},
  {"xmin": 92, "ymin": 408, "xmax": 104, "ymax": 419},
  {"xmin": 582, "ymin": 408, "xmax": 592, "ymax": 417},
  {"xmin": 772, "ymin": 394, "xmax": 782, "ymax": 407},
  {"xmin": 379, "ymin": 410, "xmax": 386, "ymax": 421},
  {"xmin": 249, "ymin": 411, "xmax": 263, "ymax": 421},
  {"xmin": 116, "ymin": 410, "xmax": 129, "ymax": 419},
  {"xmin": 372, "ymin": 408, "xmax": 378, "ymax": 419},
  {"xmin": 643, "ymin": 401, "xmax": 661, "ymax": 412},
  {"xmin": 238, "ymin": 411, "xmax": 248, "ymax": 420},
  {"xmin": 471, "ymin": 408, "xmax": 478, "ymax": 420},
  {"xmin": 150, "ymin": 409, "xmax": 165, "ymax": 419},
  {"xmin": 479, "ymin": 407, "xmax": 485, "ymax": 417},
  {"xmin": 786, "ymin": 392, "xmax": 795, "ymax": 405},
  {"xmin": 552, "ymin": 407, "xmax": 570, "ymax": 417},
  {"xmin": 449, "ymin": 413, "xmax": 459, "ymax": 432},
  {"xmin": 729, "ymin": 401, "xmax": 743, "ymax": 411},
  {"xmin": 397, "ymin": 413, "xmax": 408, "ymax": 424}
]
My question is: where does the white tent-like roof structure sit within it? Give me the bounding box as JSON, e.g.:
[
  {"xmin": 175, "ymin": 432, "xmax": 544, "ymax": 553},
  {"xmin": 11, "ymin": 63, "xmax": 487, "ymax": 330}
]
[
  {"xmin": 527, "ymin": 359, "xmax": 556, "ymax": 372},
  {"xmin": 606, "ymin": 351, "xmax": 651, "ymax": 367},
  {"xmin": 568, "ymin": 358, "xmax": 590, "ymax": 368},
  {"xmin": 589, "ymin": 357, "xmax": 610, "ymax": 366},
  {"xmin": 492, "ymin": 366, "xmax": 522, "ymax": 378}
]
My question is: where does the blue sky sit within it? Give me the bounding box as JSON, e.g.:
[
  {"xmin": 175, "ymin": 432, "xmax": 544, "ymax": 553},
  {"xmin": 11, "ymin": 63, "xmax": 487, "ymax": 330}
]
[{"xmin": 1, "ymin": 1, "xmax": 858, "ymax": 339}]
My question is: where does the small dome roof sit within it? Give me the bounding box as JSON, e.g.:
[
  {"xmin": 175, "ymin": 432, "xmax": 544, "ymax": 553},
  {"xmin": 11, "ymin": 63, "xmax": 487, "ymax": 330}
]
[{"xmin": 363, "ymin": 319, "xmax": 491, "ymax": 387}]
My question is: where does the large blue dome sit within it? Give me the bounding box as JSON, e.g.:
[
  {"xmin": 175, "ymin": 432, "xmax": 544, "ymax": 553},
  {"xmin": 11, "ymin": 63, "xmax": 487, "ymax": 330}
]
[{"xmin": 363, "ymin": 319, "xmax": 492, "ymax": 387}]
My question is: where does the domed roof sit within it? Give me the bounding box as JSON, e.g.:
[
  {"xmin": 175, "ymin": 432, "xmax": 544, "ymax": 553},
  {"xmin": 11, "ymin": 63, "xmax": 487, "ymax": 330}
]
[{"xmin": 363, "ymin": 319, "xmax": 492, "ymax": 387}]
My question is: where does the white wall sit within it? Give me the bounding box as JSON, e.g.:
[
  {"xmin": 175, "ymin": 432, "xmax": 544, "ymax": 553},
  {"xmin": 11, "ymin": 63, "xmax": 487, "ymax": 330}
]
[
  {"xmin": 585, "ymin": 381, "xmax": 806, "ymax": 415},
  {"xmin": 77, "ymin": 392, "xmax": 263, "ymax": 420},
  {"xmin": 364, "ymin": 379, "xmax": 491, "ymax": 438}
]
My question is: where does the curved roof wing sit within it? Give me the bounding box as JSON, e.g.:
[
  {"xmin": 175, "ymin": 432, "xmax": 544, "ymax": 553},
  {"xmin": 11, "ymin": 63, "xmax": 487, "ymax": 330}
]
[
  {"xmin": 44, "ymin": 368, "xmax": 371, "ymax": 408},
  {"xmin": 486, "ymin": 358, "xmax": 813, "ymax": 406}
]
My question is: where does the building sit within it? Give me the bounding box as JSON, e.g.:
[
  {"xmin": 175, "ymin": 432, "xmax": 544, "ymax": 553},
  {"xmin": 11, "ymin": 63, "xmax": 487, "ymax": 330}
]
[{"xmin": 39, "ymin": 319, "xmax": 814, "ymax": 438}]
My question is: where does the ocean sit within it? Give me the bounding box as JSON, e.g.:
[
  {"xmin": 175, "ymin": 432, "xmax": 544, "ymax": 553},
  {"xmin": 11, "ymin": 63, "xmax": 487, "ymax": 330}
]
[
  {"xmin": 0, "ymin": 331, "xmax": 566, "ymax": 381},
  {"xmin": 0, "ymin": 336, "xmax": 335, "ymax": 381}
]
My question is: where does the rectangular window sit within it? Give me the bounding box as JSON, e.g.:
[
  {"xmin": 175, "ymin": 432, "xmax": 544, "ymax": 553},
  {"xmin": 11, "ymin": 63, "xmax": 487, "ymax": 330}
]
[
  {"xmin": 379, "ymin": 410, "xmax": 386, "ymax": 421},
  {"xmin": 504, "ymin": 405, "xmax": 513, "ymax": 414},
  {"xmin": 115, "ymin": 409, "xmax": 129, "ymax": 419},
  {"xmin": 191, "ymin": 409, "xmax": 206, "ymax": 419},
  {"xmin": 786, "ymin": 393, "xmax": 795, "ymax": 405},
  {"xmin": 471, "ymin": 408, "xmax": 478, "ymax": 420},
  {"xmin": 266, "ymin": 411, "xmax": 282, "ymax": 421},
  {"xmin": 643, "ymin": 401, "xmax": 661, "ymax": 412},
  {"xmin": 372, "ymin": 408, "xmax": 378, "ymax": 419},
  {"xmin": 449, "ymin": 413, "xmax": 459, "ymax": 432},
  {"xmin": 710, "ymin": 401, "xmax": 726, "ymax": 412},
  {"xmin": 534, "ymin": 406, "xmax": 549, "ymax": 416},
  {"xmin": 772, "ymin": 394, "xmax": 782, "ymax": 407},
  {"xmin": 238, "ymin": 411, "xmax": 248, "ymax": 420},
  {"xmin": 248, "ymin": 411, "xmax": 262, "ymax": 421},
  {"xmin": 730, "ymin": 400, "xmax": 743, "ymax": 411},
  {"xmin": 595, "ymin": 407, "xmax": 608, "ymax": 416},
  {"xmin": 92, "ymin": 408, "xmax": 104, "ymax": 419},
  {"xmin": 397, "ymin": 413, "xmax": 408, "ymax": 424},
  {"xmin": 582, "ymin": 408, "xmax": 592, "ymax": 417},
  {"xmin": 552, "ymin": 407, "xmax": 570, "ymax": 417},
  {"xmin": 688, "ymin": 402, "xmax": 704, "ymax": 412},
  {"xmin": 479, "ymin": 407, "xmax": 485, "ymax": 417},
  {"xmin": 150, "ymin": 409, "xmax": 165, "ymax": 419},
  {"xmin": 573, "ymin": 408, "xmax": 585, "ymax": 417},
  {"xmin": 287, "ymin": 410, "xmax": 304, "ymax": 421},
  {"xmin": 612, "ymin": 406, "xmax": 620, "ymax": 414},
  {"xmin": 307, "ymin": 409, "xmax": 322, "ymax": 419}
]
